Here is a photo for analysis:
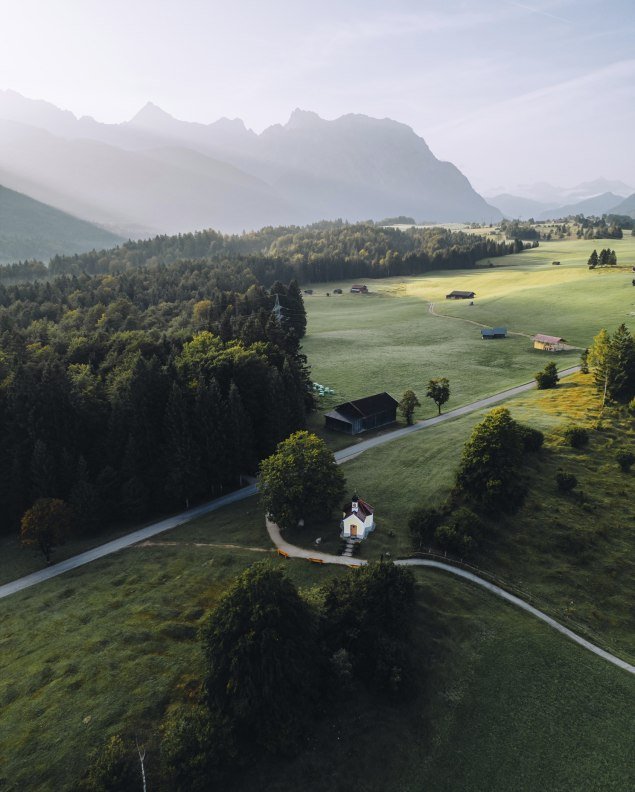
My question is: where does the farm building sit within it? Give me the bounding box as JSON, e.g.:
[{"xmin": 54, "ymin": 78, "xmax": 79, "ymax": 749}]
[
  {"xmin": 324, "ymin": 392, "xmax": 398, "ymax": 435},
  {"xmin": 533, "ymin": 333, "xmax": 566, "ymax": 351},
  {"xmin": 446, "ymin": 290, "xmax": 476, "ymax": 300},
  {"xmin": 350, "ymin": 284, "xmax": 368, "ymax": 293},
  {"xmin": 481, "ymin": 327, "xmax": 507, "ymax": 339},
  {"xmin": 341, "ymin": 494, "xmax": 375, "ymax": 540}
]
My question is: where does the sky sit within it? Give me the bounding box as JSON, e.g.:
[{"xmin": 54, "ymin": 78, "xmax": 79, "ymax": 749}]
[{"xmin": 1, "ymin": 0, "xmax": 634, "ymax": 194}]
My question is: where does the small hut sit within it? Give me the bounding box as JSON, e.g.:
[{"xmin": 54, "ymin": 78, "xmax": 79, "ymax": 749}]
[
  {"xmin": 481, "ymin": 327, "xmax": 507, "ymax": 339},
  {"xmin": 350, "ymin": 284, "xmax": 369, "ymax": 293},
  {"xmin": 446, "ymin": 290, "xmax": 476, "ymax": 300},
  {"xmin": 533, "ymin": 333, "xmax": 566, "ymax": 351}
]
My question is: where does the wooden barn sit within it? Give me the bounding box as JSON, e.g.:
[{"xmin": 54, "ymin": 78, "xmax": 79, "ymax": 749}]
[
  {"xmin": 446, "ymin": 290, "xmax": 475, "ymax": 300},
  {"xmin": 350, "ymin": 284, "xmax": 369, "ymax": 293},
  {"xmin": 533, "ymin": 333, "xmax": 566, "ymax": 351},
  {"xmin": 324, "ymin": 392, "xmax": 398, "ymax": 435},
  {"xmin": 481, "ymin": 327, "xmax": 507, "ymax": 339}
]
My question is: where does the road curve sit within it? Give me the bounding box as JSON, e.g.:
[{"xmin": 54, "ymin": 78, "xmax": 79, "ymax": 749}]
[
  {"xmin": 0, "ymin": 366, "xmax": 579, "ymax": 601},
  {"xmin": 266, "ymin": 520, "xmax": 635, "ymax": 676}
]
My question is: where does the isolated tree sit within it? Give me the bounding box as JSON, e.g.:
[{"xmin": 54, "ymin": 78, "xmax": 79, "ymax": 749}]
[
  {"xmin": 426, "ymin": 377, "xmax": 450, "ymax": 414},
  {"xmin": 456, "ymin": 407, "xmax": 525, "ymax": 513},
  {"xmin": 399, "ymin": 389, "xmax": 421, "ymax": 425},
  {"xmin": 203, "ymin": 562, "xmax": 319, "ymax": 755},
  {"xmin": 259, "ymin": 431, "xmax": 345, "ymax": 531},
  {"xmin": 587, "ymin": 249, "xmax": 598, "ymax": 269},
  {"xmin": 534, "ymin": 361, "xmax": 559, "ymax": 389},
  {"xmin": 20, "ymin": 498, "xmax": 73, "ymax": 563},
  {"xmin": 580, "ymin": 347, "xmax": 589, "ymax": 374}
]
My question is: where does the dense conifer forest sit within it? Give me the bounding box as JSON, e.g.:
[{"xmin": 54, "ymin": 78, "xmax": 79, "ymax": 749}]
[{"xmin": 0, "ymin": 263, "xmax": 310, "ymax": 536}]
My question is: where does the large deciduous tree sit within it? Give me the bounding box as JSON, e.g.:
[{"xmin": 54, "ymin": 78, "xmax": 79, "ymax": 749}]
[
  {"xmin": 202, "ymin": 562, "xmax": 319, "ymax": 755},
  {"xmin": 259, "ymin": 431, "xmax": 345, "ymax": 531},
  {"xmin": 20, "ymin": 498, "xmax": 74, "ymax": 562},
  {"xmin": 455, "ymin": 407, "xmax": 525, "ymax": 513}
]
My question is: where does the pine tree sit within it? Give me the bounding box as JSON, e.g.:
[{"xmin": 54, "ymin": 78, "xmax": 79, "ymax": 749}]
[{"xmin": 163, "ymin": 383, "xmax": 201, "ymax": 508}]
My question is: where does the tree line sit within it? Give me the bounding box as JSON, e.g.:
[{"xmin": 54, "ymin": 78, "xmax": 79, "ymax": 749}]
[
  {"xmin": 0, "ymin": 263, "xmax": 310, "ymax": 540},
  {"xmin": 1, "ymin": 221, "xmax": 526, "ymax": 285}
]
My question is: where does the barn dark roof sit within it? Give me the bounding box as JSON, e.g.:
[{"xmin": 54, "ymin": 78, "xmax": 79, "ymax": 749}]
[
  {"xmin": 481, "ymin": 327, "xmax": 507, "ymax": 336},
  {"xmin": 447, "ymin": 290, "xmax": 475, "ymax": 298},
  {"xmin": 324, "ymin": 392, "xmax": 398, "ymax": 423}
]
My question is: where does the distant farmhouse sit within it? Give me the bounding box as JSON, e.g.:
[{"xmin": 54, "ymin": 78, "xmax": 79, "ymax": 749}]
[
  {"xmin": 533, "ymin": 333, "xmax": 566, "ymax": 351},
  {"xmin": 481, "ymin": 327, "xmax": 507, "ymax": 339},
  {"xmin": 350, "ymin": 284, "xmax": 369, "ymax": 293},
  {"xmin": 341, "ymin": 494, "xmax": 375, "ymax": 540},
  {"xmin": 446, "ymin": 290, "xmax": 475, "ymax": 300},
  {"xmin": 325, "ymin": 392, "xmax": 398, "ymax": 435}
]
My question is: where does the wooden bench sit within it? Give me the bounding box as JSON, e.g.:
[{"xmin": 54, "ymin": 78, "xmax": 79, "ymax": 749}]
[
  {"xmin": 277, "ymin": 549, "xmax": 289, "ymax": 558},
  {"xmin": 307, "ymin": 557, "xmax": 324, "ymax": 564}
]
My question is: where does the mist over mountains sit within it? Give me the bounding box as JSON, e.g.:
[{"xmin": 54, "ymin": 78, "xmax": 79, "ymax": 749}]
[{"xmin": 0, "ymin": 90, "xmax": 501, "ymax": 239}]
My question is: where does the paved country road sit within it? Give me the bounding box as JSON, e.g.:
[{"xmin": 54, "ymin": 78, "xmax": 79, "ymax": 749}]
[
  {"xmin": 266, "ymin": 519, "xmax": 635, "ymax": 676},
  {"xmin": 0, "ymin": 366, "xmax": 579, "ymax": 599},
  {"xmin": 3, "ymin": 365, "xmax": 632, "ymax": 675}
]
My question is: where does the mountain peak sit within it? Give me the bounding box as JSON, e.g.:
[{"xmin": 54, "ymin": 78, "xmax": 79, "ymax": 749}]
[
  {"xmin": 285, "ymin": 108, "xmax": 322, "ymax": 129},
  {"xmin": 129, "ymin": 101, "xmax": 175, "ymax": 126}
]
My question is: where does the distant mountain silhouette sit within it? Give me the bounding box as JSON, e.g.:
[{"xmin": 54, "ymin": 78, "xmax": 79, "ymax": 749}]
[
  {"xmin": 0, "ymin": 183, "xmax": 124, "ymax": 264},
  {"xmin": 609, "ymin": 193, "xmax": 635, "ymax": 218},
  {"xmin": 0, "ymin": 91, "xmax": 502, "ymax": 234},
  {"xmin": 537, "ymin": 192, "xmax": 627, "ymax": 220},
  {"xmin": 485, "ymin": 193, "xmax": 555, "ymax": 220}
]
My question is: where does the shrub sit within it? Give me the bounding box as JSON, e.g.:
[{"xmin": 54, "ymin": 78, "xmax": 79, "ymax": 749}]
[
  {"xmin": 408, "ymin": 506, "xmax": 443, "ymax": 550},
  {"xmin": 616, "ymin": 451, "xmax": 635, "ymax": 472},
  {"xmin": 535, "ymin": 361, "xmax": 559, "ymax": 390},
  {"xmin": 85, "ymin": 735, "xmax": 139, "ymax": 792},
  {"xmin": 517, "ymin": 423, "xmax": 544, "ymax": 452},
  {"xmin": 434, "ymin": 507, "xmax": 484, "ymax": 558},
  {"xmin": 556, "ymin": 471, "xmax": 578, "ymax": 492},
  {"xmin": 563, "ymin": 426, "xmax": 589, "ymax": 448}
]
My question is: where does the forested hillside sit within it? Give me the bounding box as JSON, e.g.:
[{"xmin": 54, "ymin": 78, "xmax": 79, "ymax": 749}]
[
  {"xmin": 0, "ymin": 184, "xmax": 123, "ymax": 266},
  {"xmin": 0, "ymin": 264, "xmax": 309, "ymax": 536},
  {"xmin": 46, "ymin": 222, "xmax": 521, "ymax": 282}
]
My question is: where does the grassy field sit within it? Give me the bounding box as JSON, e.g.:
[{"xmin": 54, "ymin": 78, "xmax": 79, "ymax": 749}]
[
  {"xmin": 0, "ymin": 540, "xmax": 633, "ymax": 791},
  {"xmin": 302, "ymin": 237, "xmax": 635, "ymax": 417},
  {"xmin": 298, "ymin": 374, "xmax": 635, "ymax": 661},
  {"xmin": 1, "ymin": 237, "xmax": 634, "ymax": 789}
]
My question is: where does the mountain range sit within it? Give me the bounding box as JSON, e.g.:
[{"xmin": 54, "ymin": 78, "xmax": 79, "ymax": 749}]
[
  {"xmin": 486, "ymin": 178, "xmax": 635, "ymax": 221},
  {"xmin": 0, "ymin": 90, "xmax": 502, "ymax": 242}
]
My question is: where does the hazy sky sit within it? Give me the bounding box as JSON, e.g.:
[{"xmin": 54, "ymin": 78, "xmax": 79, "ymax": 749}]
[{"xmin": 1, "ymin": 0, "xmax": 634, "ymax": 193}]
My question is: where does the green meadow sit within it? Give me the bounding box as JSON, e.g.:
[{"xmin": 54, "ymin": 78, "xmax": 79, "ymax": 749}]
[
  {"xmin": 302, "ymin": 237, "xmax": 635, "ymax": 415},
  {"xmin": 1, "ymin": 538, "xmax": 633, "ymax": 791},
  {"xmin": 1, "ymin": 237, "xmax": 634, "ymax": 790}
]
